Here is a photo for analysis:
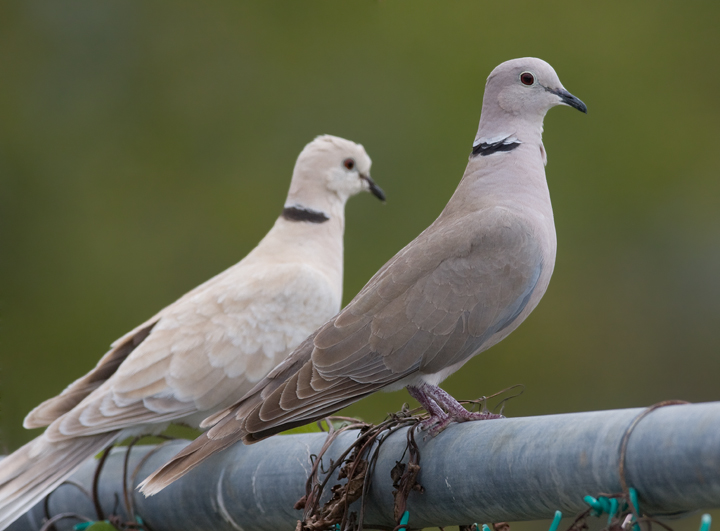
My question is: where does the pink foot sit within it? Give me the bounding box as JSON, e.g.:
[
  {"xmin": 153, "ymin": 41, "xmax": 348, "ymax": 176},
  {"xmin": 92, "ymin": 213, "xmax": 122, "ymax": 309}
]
[{"xmin": 407, "ymin": 383, "xmax": 504, "ymax": 435}]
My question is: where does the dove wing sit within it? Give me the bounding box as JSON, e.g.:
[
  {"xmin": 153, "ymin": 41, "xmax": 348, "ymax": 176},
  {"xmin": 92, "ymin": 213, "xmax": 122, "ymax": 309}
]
[{"xmin": 36, "ymin": 262, "xmax": 338, "ymax": 441}]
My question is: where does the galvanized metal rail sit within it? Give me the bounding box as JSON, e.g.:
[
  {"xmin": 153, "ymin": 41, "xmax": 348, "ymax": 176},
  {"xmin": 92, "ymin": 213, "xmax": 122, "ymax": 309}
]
[{"xmin": 7, "ymin": 401, "xmax": 720, "ymax": 531}]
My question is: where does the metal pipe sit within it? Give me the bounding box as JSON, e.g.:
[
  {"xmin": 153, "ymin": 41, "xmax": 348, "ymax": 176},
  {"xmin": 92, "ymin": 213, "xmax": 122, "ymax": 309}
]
[{"xmin": 7, "ymin": 401, "xmax": 720, "ymax": 531}]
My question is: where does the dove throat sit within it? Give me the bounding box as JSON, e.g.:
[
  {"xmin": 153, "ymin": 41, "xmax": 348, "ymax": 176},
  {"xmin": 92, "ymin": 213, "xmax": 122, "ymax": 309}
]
[
  {"xmin": 474, "ymin": 106, "xmax": 546, "ymax": 150},
  {"xmin": 257, "ymin": 198, "xmax": 347, "ymax": 305}
]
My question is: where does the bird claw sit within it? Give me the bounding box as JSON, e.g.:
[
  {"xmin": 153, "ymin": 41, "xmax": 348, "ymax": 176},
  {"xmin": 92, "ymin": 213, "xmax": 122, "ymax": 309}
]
[
  {"xmin": 419, "ymin": 413, "xmax": 451, "ymax": 436},
  {"xmin": 427, "ymin": 418, "xmax": 453, "ymax": 436},
  {"xmin": 454, "ymin": 410, "xmax": 505, "ymax": 422},
  {"xmin": 418, "ymin": 409, "xmax": 504, "ymax": 437},
  {"xmin": 409, "ymin": 384, "xmax": 505, "ymax": 437}
]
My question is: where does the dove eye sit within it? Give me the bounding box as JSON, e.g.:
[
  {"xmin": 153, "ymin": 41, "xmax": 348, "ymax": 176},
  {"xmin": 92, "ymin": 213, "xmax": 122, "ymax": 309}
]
[
  {"xmin": 520, "ymin": 72, "xmax": 535, "ymax": 86},
  {"xmin": 343, "ymin": 158, "xmax": 355, "ymax": 170}
]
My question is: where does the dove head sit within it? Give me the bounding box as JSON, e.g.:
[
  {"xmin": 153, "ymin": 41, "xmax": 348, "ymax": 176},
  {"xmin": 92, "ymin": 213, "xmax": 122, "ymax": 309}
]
[
  {"xmin": 476, "ymin": 58, "xmax": 586, "ymax": 144},
  {"xmin": 285, "ymin": 135, "xmax": 384, "ymax": 218}
]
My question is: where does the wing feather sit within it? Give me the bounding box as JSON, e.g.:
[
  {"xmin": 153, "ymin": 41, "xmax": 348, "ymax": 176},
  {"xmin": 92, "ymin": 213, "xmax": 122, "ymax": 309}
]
[{"xmin": 41, "ymin": 263, "xmax": 340, "ymax": 439}]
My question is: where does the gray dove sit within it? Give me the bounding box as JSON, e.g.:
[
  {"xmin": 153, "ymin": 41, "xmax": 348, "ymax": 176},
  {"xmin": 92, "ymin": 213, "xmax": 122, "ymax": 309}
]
[
  {"xmin": 0, "ymin": 135, "xmax": 384, "ymax": 529},
  {"xmin": 140, "ymin": 57, "xmax": 587, "ymax": 495}
]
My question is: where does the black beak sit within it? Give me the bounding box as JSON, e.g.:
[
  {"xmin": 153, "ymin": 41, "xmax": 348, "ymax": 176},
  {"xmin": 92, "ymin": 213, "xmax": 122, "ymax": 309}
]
[
  {"xmin": 554, "ymin": 88, "xmax": 588, "ymax": 114},
  {"xmin": 361, "ymin": 174, "xmax": 386, "ymax": 202}
]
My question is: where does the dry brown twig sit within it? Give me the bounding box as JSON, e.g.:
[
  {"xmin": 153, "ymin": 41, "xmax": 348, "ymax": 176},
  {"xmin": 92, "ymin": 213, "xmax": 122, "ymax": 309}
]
[
  {"xmin": 294, "ymin": 412, "xmax": 420, "ymax": 531},
  {"xmin": 295, "ymin": 386, "xmax": 520, "ymax": 531}
]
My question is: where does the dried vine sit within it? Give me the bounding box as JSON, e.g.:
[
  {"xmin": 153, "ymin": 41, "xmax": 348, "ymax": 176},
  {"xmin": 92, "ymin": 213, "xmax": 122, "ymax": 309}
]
[{"xmin": 295, "ymin": 387, "xmax": 519, "ymax": 531}]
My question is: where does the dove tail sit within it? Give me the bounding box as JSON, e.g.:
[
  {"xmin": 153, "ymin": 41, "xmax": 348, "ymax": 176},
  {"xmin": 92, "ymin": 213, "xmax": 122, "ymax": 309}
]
[
  {"xmin": 0, "ymin": 433, "xmax": 117, "ymax": 530},
  {"xmin": 138, "ymin": 430, "xmax": 240, "ymax": 496},
  {"xmin": 139, "ymin": 388, "xmax": 374, "ymax": 495}
]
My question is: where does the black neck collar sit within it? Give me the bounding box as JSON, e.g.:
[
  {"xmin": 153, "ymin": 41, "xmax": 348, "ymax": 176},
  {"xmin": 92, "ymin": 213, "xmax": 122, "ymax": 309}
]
[
  {"xmin": 472, "ymin": 137, "xmax": 521, "ymax": 157},
  {"xmin": 281, "ymin": 206, "xmax": 329, "ymax": 223}
]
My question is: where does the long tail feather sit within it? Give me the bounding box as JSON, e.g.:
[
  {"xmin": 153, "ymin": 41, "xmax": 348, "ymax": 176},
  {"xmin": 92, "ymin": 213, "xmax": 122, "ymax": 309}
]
[{"xmin": 0, "ymin": 433, "xmax": 117, "ymax": 530}]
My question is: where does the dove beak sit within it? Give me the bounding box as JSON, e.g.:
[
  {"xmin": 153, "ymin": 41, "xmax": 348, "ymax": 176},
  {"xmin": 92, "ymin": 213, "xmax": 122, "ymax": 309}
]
[
  {"xmin": 361, "ymin": 174, "xmax": 386, "ymax": 202},
  {"xmin": 551, "ymin": 88, "xmax": 588, "ymax": 114}
]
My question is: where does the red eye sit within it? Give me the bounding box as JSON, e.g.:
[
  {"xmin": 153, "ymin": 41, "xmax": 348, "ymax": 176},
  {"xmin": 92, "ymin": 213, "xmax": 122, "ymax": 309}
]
[
  {"xmin": 520, "ymin": 72, "xmax": 535, "ymax": 86},
  {"xmin": 343, "ymin": 158, "xmax": 355, "ymax": 170}
]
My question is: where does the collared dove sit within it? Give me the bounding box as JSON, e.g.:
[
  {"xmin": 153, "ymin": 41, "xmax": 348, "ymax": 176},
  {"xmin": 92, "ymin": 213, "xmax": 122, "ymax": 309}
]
[
  {"xmin": 139, "ymin": 58, "xmax": 587, "ymax": 495},
  {"xmin": 0, "ymin": 135, "xmax": 384, "ymax": 529}
]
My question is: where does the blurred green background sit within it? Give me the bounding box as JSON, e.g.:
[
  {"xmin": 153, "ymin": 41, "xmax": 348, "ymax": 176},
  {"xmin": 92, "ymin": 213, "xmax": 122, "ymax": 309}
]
[{"xmin": 1, "ymin": 1, "xmax": 719, "ymax": 529}]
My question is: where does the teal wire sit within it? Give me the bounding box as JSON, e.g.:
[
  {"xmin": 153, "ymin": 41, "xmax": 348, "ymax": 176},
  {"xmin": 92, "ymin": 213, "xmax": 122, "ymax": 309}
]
[
  {"xmin": 548, "ymin": 510, "xmax": 562, "ymax": 531},
  {"xmin": 608, "ymin": 498, "xmax": 619, "ymax": 526},
  {"xmin": 628, "ymin": 488, "xmax": 640, "ymax": 531}
]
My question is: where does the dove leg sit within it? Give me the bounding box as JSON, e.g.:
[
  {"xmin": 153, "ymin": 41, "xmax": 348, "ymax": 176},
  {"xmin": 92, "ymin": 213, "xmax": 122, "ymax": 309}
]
[
  {"xmin": 406, "ymin": 385, "xmax": 451, "ymax": 433},
  {"xmin": 423, "ymin": 385, "xmax": 504, "ymax": 422}
]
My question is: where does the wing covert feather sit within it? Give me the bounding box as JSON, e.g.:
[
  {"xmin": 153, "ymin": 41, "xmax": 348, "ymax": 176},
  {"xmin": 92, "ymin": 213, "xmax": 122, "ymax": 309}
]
[{"xmin": 43, "ymin": 263, "xmax": 339, "ymax": 439}]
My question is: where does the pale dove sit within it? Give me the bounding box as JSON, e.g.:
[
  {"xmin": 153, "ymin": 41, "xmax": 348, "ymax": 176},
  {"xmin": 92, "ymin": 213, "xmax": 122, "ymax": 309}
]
[
  {"xmin": 0, "ymin": 134, "xmax": 385, "ymax": 528},
  {"xmin": 140, "ymin": 58, "xmax": 587, "ymax": 495}
]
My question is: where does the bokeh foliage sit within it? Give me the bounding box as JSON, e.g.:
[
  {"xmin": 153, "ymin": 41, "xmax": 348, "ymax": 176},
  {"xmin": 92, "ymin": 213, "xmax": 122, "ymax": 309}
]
[{"xmin": 1, "ymin": 2, "xmax": 719, "ymax": 528}]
